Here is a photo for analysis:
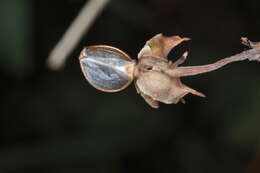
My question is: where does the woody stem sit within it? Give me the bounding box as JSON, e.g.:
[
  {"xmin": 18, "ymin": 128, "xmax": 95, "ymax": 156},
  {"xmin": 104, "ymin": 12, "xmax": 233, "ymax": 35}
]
[{"xmin": 165, "ymin": 45, "xmax": 260, "ymax": 77}]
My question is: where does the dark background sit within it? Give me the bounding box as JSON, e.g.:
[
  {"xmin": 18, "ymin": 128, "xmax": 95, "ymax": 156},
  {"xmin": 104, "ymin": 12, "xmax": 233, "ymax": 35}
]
[{"xmin": 0, "ymin": 0, "xmax": 260, "ymax": 172}]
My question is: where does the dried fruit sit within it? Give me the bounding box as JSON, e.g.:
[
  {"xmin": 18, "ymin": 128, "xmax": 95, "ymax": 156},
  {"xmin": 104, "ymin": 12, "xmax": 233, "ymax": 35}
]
[{"xmin": 79, "ymin": 34, "xmax": 260, "ymax": 108}]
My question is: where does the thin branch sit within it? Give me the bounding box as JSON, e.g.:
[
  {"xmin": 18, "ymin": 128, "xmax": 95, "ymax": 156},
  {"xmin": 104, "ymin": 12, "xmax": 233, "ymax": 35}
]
[
  {"xmin": 47, "ymin": 0, "xmax": 110, "ymax": 70},
  {"xmin": 165, "ymin": 38, "xmax": 260, "ymax": 77}
]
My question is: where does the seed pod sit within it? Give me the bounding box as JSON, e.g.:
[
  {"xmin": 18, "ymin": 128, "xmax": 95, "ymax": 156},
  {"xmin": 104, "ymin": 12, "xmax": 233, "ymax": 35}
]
[
  {"xmin": 79, "ymin": 45, "xmax": 135, "ymax": 92},
  {"xmin": 79, "ymin": 34, "xmax": 260, "ymax": 108}
]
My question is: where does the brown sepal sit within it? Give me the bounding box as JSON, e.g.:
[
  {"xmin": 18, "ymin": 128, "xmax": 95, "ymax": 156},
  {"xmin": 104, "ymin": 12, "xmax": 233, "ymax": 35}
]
[{"xmin": 138, "ymin": 33, "xmax": 190, "ymax": 59}]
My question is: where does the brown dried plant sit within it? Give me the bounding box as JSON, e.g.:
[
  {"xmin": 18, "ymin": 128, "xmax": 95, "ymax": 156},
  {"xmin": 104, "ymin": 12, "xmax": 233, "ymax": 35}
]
[
  {"xmin": 79, "ymin": 34, "xmax": 260, "ymax": 108},
  {"xmin": 134, "ymin": 34, "xmax": 260, "ymax": 108}
]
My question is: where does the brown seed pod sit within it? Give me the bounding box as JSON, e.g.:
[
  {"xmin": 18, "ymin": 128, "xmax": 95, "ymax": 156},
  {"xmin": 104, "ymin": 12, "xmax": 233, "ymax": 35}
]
[{"xmin": 79, "ymin": 34, "xmax": 260, "ymax": 108}]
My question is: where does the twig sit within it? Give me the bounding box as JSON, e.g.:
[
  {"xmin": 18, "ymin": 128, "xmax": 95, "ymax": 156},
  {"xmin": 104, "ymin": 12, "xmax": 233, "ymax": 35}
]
[
  {"xmin": 166, "ymin": 37, "xmax": 260, "ymax": 77},
  {"xmin": 47, "ymin": 0, "xmax": 110, "ymax": 70}
]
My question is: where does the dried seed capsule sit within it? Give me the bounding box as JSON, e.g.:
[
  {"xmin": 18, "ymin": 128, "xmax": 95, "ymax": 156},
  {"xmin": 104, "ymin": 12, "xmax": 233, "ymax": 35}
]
[{"xmin": 79, "ymin": 45, "xmax": 135, "ymax": 92}]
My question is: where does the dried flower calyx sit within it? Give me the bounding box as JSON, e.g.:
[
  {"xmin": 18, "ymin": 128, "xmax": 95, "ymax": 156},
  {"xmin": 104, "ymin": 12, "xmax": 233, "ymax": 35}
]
[{"xmin": 134, "ymin": 34, "xmax": 259, "ymax": 108}]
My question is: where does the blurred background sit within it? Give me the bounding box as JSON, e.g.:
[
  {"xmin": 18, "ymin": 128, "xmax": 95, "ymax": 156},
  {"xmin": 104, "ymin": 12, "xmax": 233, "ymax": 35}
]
[{"xmin": 0, "ymin": 0, "xmax": 260, "ymax": 172}]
